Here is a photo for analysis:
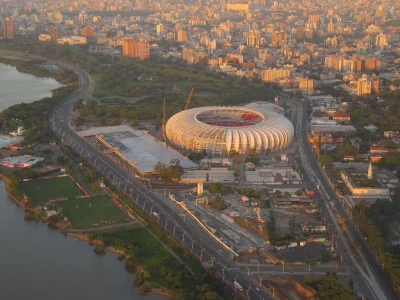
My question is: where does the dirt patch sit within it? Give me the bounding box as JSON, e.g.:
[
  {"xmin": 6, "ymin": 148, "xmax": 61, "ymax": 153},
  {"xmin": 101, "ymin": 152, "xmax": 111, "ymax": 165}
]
[
  {"xmin": 234, "ymin": 252, "xmax": 263, "ymax": 263},
  {"xmin": 261, "ymin": 276, "xmax": 317, "ymax": 300}
]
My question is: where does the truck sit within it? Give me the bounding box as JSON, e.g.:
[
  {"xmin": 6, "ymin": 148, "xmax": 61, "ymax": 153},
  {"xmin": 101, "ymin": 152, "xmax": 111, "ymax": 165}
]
[
  {"xmin": 234, "ymin": 281, "xmax": 243, "ymax": 291},
  {"xmin": 337, "ymin": 216, "xmax": 347, "ymax": 229}
]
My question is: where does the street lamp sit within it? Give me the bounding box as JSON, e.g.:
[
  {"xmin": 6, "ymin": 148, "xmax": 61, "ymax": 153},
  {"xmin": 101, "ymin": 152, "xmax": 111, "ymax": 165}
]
[
  {"xmin": 164, "ymin": 218, "xmax": 168, "ymax": 230},
  {"xmin": 246, "ymin": 286, "xmax": 251, "ymax": 299},
  {"xmin": 233, "ymin": 276, "xmax": 239, "ymax": 294}
]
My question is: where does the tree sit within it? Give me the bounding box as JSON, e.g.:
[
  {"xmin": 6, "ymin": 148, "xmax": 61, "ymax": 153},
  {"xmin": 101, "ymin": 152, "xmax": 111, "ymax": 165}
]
[
  {"xmin": 295, "ymin": 189, "xmax": 304, "ymax": 196},
  {"xmin": 24, "ymin": 210, "xmax": 38, "ymax": 220},
  {"xmin": 131, "ymin": 118, "xmax": 139, "ymax": 126},
  {"xmin": 245, "ymin": 155, "xmax": 260, "ymax": 165},
  {"xmin": 138, "ymin": 282, "xmax": 151, "ymax": 295},
  {"xmin": 253, "ymin": 189, "xmax": 263, "ymax": 198},
  {"xmin": 273, "ymin": 190, "xmax": 282, "ymax": 197},
  {"xmin": 47, "ymin": 214, "xmax": 59, "ymax": 225},
  {"xmin": 154, "ymin": 161, "xmax": 184, "ymax": 183},
  {"xmin": 134, "ymin": 265, "xmax": 151, "ymax": 286},
  {"xmin": 204, "ymin": 291, "xmax": 218, "ymax": 300},
  {"xmin": 213, "ymin": 195, "xmax": 227, "ymax": 211},
  {"xmin": 154, "ymin": 161, "xmax": 166, "ymax": 174},
  {"xmin": 229, "ymin": 150, "xmax": 239, "ymax": 157},
  {"xmin": 124, "ymin": 256, "xmax": 141, "ymax": 273},
  {"xmin": 319, "ymin": 154, "xmax": 333, "ymax": 166},
  {"xmin": 93, "ymin": 243, "xmax": 106, "ymax": 253},
  {"xmin": 311, "ymin": 276, "xmax": 353, "ymax": 300},
  {"xmin": 335, "ymin": 144, "xmax": 358, "ymax": 159}
]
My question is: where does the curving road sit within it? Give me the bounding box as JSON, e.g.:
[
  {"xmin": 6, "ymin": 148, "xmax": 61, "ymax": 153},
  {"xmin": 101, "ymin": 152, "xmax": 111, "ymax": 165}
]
[{"xmin": 49, "ymin": 61, "xmax": 273, "ymax": 300}]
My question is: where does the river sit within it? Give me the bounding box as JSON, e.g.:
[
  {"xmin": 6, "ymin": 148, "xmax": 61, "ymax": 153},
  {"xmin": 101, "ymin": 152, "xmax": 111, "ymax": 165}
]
[
  {"xmin": 0, "ymin": 63, "xmax": 163, "ymax": 300},
  {"xmin": 0, "ymin": 63, "xmax": 65, "ymax": 110}
]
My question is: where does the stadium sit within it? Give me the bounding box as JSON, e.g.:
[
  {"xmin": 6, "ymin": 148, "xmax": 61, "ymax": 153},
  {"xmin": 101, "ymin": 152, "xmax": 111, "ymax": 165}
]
[{"xmin": 166, "ymin": 103, "xmax": 294, "ymax": 156}]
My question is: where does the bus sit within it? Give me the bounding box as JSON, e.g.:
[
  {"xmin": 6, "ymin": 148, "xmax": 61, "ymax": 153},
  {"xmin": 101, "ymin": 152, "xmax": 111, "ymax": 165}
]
[{"xmin": 234, "ymin": 281, "xmax": 243, "ymax": 291}]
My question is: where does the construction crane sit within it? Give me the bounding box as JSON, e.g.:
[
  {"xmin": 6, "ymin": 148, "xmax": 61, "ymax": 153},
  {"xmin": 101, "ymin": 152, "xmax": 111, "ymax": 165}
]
[
  {"xmin": 162, "ymin": 98, "xmax": 171, "ymax": 163},
  {"xmin": 162, "ymin": 98, "xmax": 166, "ymax": 139},
  {"xmin": 184, "ymin": 88, "xmax": 194, "ymax": 110}
]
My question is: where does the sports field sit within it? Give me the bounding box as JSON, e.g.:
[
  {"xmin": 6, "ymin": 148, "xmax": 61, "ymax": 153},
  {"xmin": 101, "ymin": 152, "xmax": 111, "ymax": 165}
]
[
  {"xmin": 56, "ymin": 195, "xmax": 130, "ymax": 229},
  {"xmin": 20, "ymin": 176, "xmax": 86, "ymax": 203}
]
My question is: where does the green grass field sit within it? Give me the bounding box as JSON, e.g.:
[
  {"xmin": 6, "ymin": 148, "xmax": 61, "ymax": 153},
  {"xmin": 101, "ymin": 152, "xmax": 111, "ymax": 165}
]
[
  {"xmin": 56, "ymin": 195, "xmax": 130, "ymax": 229},
  {"xmin": 20, "ymin": 176, "xmax": 85, "ymax": 203}
]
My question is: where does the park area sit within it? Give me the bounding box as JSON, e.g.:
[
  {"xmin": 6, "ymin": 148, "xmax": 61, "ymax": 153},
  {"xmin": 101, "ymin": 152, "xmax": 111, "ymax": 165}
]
[
  {"xmin": 101, "ymin": 227, "xmax": 202, "ymax": 283},
  {"xmin": 55, "ymin": 195, "xmax": 130, "ymax": 229},
  {"xmin": 20, "ymin": 176, "xmax": 86, "ymax": 204}
]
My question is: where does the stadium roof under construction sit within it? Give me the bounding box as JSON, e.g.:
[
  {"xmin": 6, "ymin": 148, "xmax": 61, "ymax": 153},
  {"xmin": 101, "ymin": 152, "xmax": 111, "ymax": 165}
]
[{"xmin": 77, "ymin": 125, "xmax": 197, "ymax": 174}]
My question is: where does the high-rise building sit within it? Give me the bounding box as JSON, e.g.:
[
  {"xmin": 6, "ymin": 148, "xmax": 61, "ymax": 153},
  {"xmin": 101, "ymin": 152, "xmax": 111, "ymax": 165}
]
[
  {"xmin": 327, "ymin": 21, "xmax": 335, "ymax": 34},
  {"xmin": 356, "ymin": 74, "xmax": 372, "ymax": 95},
  {"xmin": 375, "ymin": 33, "xmax": 388, "ymax": 51},
  {"xmin": 365, "ymin": 57, "xmax": 381, "ymax": 70},
  {"xmin": 261, "ymin": 68, "xmax": 291, "ymax": 82},
  {"xmin": 5, "ymin": 18, "xmax": 14, "ymax": 38},
  {"xmin": 271, "ymin": 30, "xmax": 287, "ymax": 45},
  {"xmin": 177, "ymin": 29, "xmax": 187, "ymax": 42},
  {"xmin": 325, "ymin": 55, "xmax": 380, "ymax": 73},
  {"xmin": 0, "ymin": 18, "xmax": 5, "ymax": 37},
  {"xmin": 122, "ymin": 37, "xmax": 150, "ymax": 60},
  {"xmin": 78, "ymin": 11, "xmax": 88, "ymax": 24},
  {"xmin": 309, "ymin": 14, "xmax": 320, "ymax": 23},
  {"xmin": 50, "ymin": 25, "xmax": 59, "ymax": 41},
  {"xmin": 182, "ymin": 48, "xmax": 196, "ymax": 61},
  {"xmin": 156, "ymin": 23, "xmax": 165, "ymax": 35},
  {"xmin": 226, "ymin": 3, "xmax": 249, "ymax": 12},
  {"xmin": 246, "ymin": 34, "xmax": 257, "ymax": 47},
  {"xmin": 299, "ymin": 77, "xmax": 314, "ymax": 95},
  {"xmin": 371, "ymin": 74, "xmax": 380, "ymax": 92},
  {"xmin": 80, "ymin": 26, "xmax": 95, "ymax": 37}
]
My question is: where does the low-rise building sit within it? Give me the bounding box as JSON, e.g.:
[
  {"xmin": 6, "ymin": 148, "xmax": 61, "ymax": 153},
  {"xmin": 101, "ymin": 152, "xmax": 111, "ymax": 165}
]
[
  {"xmin": 341, "ymin": 163, "xmax": 393, "ymax": 199},
  {"xmin": 0, "ymin": 155, "xmax": 44, "ymax": 168},
  {"xmin": 333, "ymin": 112, "xmax": 351, "ymax": 122}
]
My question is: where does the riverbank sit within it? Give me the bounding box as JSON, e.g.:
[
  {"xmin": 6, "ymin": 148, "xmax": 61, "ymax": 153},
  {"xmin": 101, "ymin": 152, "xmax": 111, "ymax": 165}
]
[
  {"xmin": 0, "ymin": 175, "xmax": 25, "ymax": 206},
  {"xmin": 0, "ymin": 53, "xmax": 77, "ymax": 87},
  {"xmin": 69, "ymin": 232, "xmax": 125, "ymax": 255}
]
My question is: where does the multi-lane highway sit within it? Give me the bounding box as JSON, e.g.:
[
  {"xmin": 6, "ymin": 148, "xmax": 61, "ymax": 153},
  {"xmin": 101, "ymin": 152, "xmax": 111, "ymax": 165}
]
[
  {"xmin": 294, "ymin": 98, "xmax": 398, "ymax": 300},
  {"xmin": 49, "ymin": 62, "xmax": 272, "ymax": 300}
]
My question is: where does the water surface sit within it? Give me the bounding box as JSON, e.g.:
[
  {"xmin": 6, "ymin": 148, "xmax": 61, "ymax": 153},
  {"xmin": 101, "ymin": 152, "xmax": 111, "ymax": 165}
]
[{"xmin": 0, "ymin": 63, "xmax": 63, "ymax": 110}]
